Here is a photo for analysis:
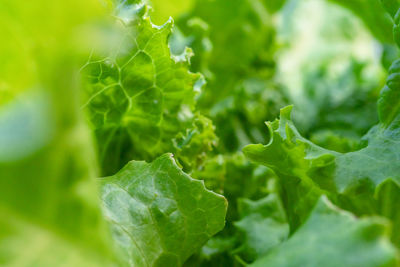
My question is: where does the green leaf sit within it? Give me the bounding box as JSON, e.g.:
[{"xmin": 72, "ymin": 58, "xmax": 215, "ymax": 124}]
[
  {"xmin": 234, "ymin": 194, "xmax": 289, "ymax": 263},
  {"xmin": 243, "ymin": 56, "xmax": 400, "ymax": 221},
  {"xmin": 242, "ymin": 5, "xmax": 400, "ymax": 244},
  {"xmin": 98, "ymin": 153, "xmax": 227, "ymax": 266},
  {"xmin": 82, "ymin": 2, "xmax": 216, "ymax": 175},
  {"xmin": 244, "ymin": 105, "xmax": 336, "ymax": 228},
  {"xmin": 172, "ymin": 114, "xmax": 217, "ymax": 171},
  {"xmin": 250, "ymin": 196, "xmax": 398, "ymax": 267}
]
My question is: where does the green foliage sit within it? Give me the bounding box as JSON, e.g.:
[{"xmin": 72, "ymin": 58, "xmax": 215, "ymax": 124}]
[
  {"xmin": 242, "ymin": 3, "xmax": 400, "ymax": 265},
  {"xmin": 278, "ymin": 1, "xmax": 388, "ymax": 153},
  {"xmin": 0, "ymin": 0, "xmax": 226, "ymax": 266},
  {"xmin": 82, "ymin": 2, "xmax": 216, "ymax": 175},
  {"xmin": 251, "ymin": 196, "xmax": 398, "ymax": 267},
  {"xmin": 173, "ymin": 0, "xmax": 288, "ymax": 152},
  {"xmin": 234, "ymin": 193, "xmax": 289, "ymax": 263},
  {"xmin": 3, "ymin": 0, "xmax": 400, "ymax": 266},
  {"xmin": 99, "ymin": 154, "xmax": 227, "ymax": 266},
  {"xmin": 243, "ymin": 99, "xmax": 400, "ymax": 229}
]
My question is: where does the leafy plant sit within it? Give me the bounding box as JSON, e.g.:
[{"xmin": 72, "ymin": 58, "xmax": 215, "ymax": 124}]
[{"xmin": 2, "ymin": 0, "xmax": 400, "ymax": 266}]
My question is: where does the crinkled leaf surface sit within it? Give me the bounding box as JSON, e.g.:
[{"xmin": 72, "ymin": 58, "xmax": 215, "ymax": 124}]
[
  {"xmin": 82, "ymin": 1, "xmax": 215, "ymax": 175},
  {"xmin": 243, "ymin": 3, "xmax": 400, "ymax": 262},
  {"xmin": 98, "ymin": 153, "xmax": 227, "ymax": 267},
  {"xmin": 244, "ymin": 105, "xmax": 337, "ymax": 228},
  {"xmin": 3, "ymin": 0, "xmax": 400, "ymax": 266},
  {"xmin": 251, "ymin": 196, "xmax": 398, "ymax": 267},
  {"xmin": 243, "ymin": 58, "xmax": 400, "ymax": 229}
]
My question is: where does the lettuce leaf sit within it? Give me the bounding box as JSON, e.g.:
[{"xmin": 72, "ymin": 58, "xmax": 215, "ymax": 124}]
[
  {"xmin": 3, "ymin": 0, "xmax": 400, "ymax": 266},
  {"xmin": 81, "ymin": 0, "xmax": 216, "ymax": 175},
  {"xmin": 244, "ymin": 10, "xmax": 400, "ymax": 232},
  {"xmin": 251, "ymin": 196, "xmax": 398, "ymax": 267},
  {"xmin": 243, "ymin": 91, "xmax": 400, "ymax": 228},
  {"xmin": 234, "ymin": 193, "xmax": 289, "ymax": 263},
  {"xmin": 242, "ymin": 4, "xmax": 400, "ymax": 264},
  {"xmin": 99, "ymin": 153, "xmax": 227, "ymax": 266}
]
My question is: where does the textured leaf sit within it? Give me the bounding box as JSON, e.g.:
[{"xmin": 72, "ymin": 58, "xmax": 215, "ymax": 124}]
[
  {"xmin": 243, "ymin": 3, "xmax": 400, "ymax": 260},
  {"xmin": 4, "ymin": 0, "xmax": 400, "ymax": 266},
  {"xmin": 98, "ymin": 153, "xmax": 227, "ymax": 266},
  {"xmin": 244, "ymin": 105, "xmax": 336, "ymax": 228},
  {"xmin": 82, "ymin": 1, "xmax": 216, "ymax": 175},
  {"xmin": 243, "ymin": 57, "xmax": 400, "ymax": 230},
  {"xmin": 251, "ymin": 196, "xmax": 398, "ymax": 267}
]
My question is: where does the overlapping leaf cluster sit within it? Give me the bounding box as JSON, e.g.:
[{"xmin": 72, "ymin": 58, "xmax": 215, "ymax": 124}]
[
  {"xmin": 171, "ymin": 0, "xmax": 288, "ymax": 152},
  {"xmin": 241, "ymin": 1, "xmax": 400, "ymax": 266},
  {"xmin": 279, "ymin": 0, "xmax": 390, "ymax": 154},
  {"xmin": 81, "ymin": 0, "xmax": 217, "ymax": 175},
  {"xmin": 2, "ymin": 0, "xmax": 400, "ymax": 266},
  {"xmin": 0, "ymin": 0, "xmax": 227, "ymax": 266}
]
